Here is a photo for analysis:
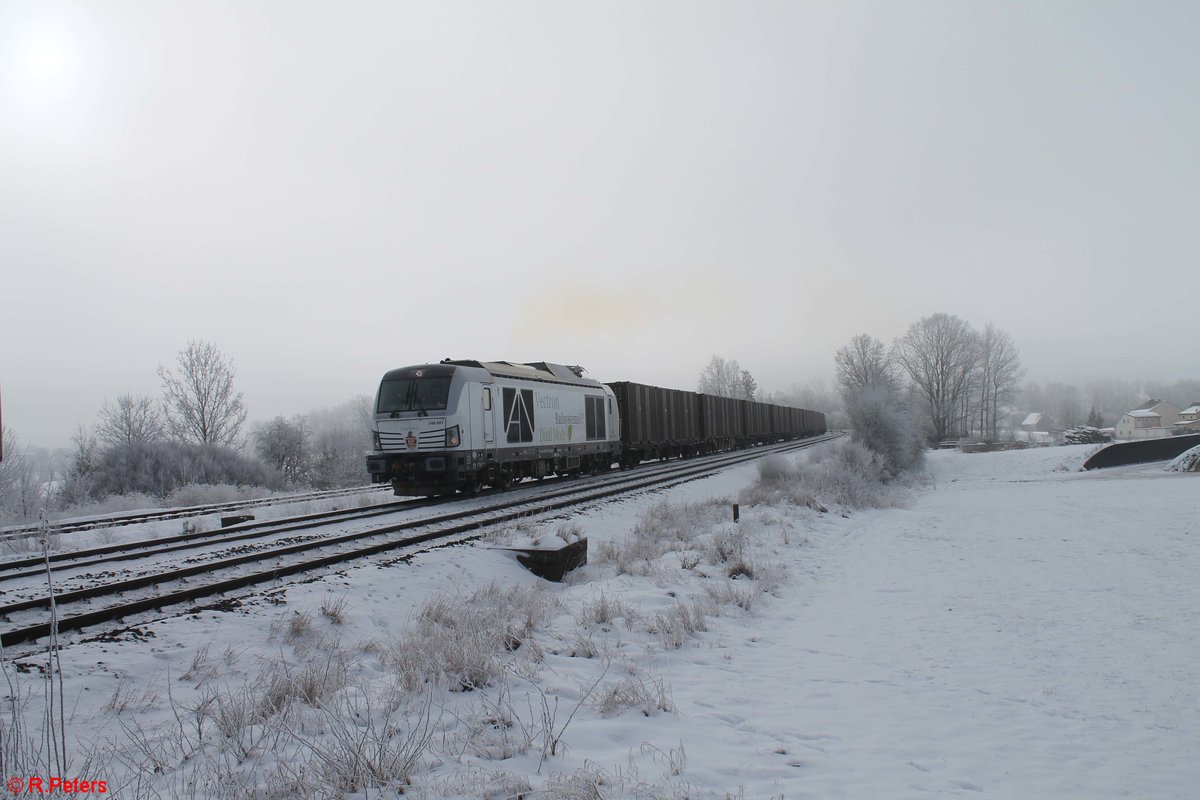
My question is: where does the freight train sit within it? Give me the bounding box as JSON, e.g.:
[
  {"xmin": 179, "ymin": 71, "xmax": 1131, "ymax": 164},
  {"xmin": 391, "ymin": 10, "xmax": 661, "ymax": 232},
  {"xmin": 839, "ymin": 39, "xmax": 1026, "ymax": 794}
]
[{"xmin": 366, "ymin": 359, "xmax": 826, "ymax": 496}]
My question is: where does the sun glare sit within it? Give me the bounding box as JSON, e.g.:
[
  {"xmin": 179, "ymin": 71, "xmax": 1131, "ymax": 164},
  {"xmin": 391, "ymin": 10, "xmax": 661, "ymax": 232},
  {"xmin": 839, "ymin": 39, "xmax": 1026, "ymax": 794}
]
[{"xmin": 5, "ymin": 19, "xmax": 82, "ymax": 108}]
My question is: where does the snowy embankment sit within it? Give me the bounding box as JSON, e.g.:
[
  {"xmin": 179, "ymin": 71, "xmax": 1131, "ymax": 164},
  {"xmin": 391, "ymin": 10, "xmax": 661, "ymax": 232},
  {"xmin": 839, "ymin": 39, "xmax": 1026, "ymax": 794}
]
[{"xmin": 4, "ymin": 443, "xmax": 1198, "ymax": 798}]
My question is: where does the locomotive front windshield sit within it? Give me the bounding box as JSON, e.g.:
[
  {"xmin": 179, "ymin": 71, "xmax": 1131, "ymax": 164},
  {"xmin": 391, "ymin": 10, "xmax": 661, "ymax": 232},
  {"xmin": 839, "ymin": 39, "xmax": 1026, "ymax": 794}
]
[{"xmin": 376, "ymin": 376, "xmax": 453, "ymax": 415}]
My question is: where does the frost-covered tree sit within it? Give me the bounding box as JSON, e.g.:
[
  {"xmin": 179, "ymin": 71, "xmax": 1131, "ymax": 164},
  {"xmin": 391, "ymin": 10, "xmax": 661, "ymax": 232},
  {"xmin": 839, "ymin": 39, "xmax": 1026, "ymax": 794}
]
[
  {"xmin": 1049, "ymin": 382, "xmax": 1083, "ymax": 429},
  {"xmin": 891, "ymin": 314, "xmax": 980, "ymax": 444},
  {"xmin": 835, "ymin": 334, "xmax": 895, "ymax": 401},
  {"xmin": 740, "ymin": 370, "xmax": 757, "ymax": 402},
  {"xmin": 0, "ymin": 427, "xmax": 44, "ymax": 521},
  {"xmin": 975, "ymin": 324, "xmax": 1023, "ymax": 441},
  {"xmin": 699, "ymin": 355, "xmax": 739, "ymax": 398},
  {"xmin": 307, "ymin": 397, "xmax": 374, "ymax": 488},
  {"xmin": 96, "ymin": 393, "xmax": 166, "ymax": 448},
  {"xmin": 254, "ymin": 415, "xmax": 311, "ymax": 485},
  {"xmin": 0, "ymin": 426, "xmax": 22, "ymax": 513},
  {"xmin": 159, "ymin": 340, "xmax": 248, "ymax": 446},
  {"xmin": 699, "ymin": 355, "xmax": 756, "ymax": 400}
]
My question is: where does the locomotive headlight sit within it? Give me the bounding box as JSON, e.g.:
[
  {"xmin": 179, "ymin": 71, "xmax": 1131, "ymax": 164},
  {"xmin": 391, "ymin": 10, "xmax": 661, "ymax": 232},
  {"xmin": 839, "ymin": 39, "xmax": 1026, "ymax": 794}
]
[
  {"xmin": 445, "ymin": 426, "xmax": 461, "ymax": 447},
  {"xmin": 373, "ymin": 431, "xmax": 381, "ymax": 450}
]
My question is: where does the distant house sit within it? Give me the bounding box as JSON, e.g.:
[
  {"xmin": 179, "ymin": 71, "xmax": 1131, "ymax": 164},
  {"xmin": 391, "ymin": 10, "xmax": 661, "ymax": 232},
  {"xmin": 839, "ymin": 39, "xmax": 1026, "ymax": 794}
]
[
  {"xmin": 1020, "ymin": 412, "xmax": 1057, "ymax": 432},
  {"xmin": 1016, "ymin": 412, "xmax": 1060, "ymax": 445},
  {"xmin": 1114, "ymin": 400, "xmax": 1182, "ymax": 440},
  {"xmin": 1177, "ymin": 403, "xmax": 1200, "ymax": 432}
]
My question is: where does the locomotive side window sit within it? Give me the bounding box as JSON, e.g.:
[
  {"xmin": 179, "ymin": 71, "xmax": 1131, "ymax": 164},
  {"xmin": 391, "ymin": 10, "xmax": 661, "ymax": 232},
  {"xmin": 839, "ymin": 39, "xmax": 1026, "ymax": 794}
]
[
  {"xmin": 483, "ymin": 387, "xmax": 492, "ymax": 411},
  {"xmin": 377, "ymin": 376, "xmax": 453, "ymax": 414},
  {"xmin": 585, "ymin": 396, "xmax": 606, "ymax": 440}
]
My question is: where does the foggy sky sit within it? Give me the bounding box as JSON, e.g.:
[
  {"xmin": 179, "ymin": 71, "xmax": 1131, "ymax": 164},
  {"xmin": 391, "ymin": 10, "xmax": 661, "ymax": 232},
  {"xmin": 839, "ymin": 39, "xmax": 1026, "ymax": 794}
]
[{"xmin": 3, "ymin": 1, "xmax": 1198, "ymax": 448}]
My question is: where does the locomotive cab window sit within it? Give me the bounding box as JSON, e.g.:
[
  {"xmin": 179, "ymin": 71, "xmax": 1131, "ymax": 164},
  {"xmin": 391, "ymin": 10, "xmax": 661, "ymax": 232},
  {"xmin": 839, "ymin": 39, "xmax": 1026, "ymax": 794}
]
[
  {"xmin": 586, "ymin": 396, "xmax": 606, "ymax": 440},
  {"xmin": 483, "ymin": 387, "xmax": 492, "ymax": 411},
  {"xmin": 377, "ymin": 376, "xmax": 453, "ymax": 415}
]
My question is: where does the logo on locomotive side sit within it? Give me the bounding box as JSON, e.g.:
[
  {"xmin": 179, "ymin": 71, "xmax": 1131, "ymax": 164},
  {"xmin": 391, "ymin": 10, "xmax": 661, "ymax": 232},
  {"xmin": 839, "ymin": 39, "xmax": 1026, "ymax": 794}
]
[
  {"xmin": 503, "ymin": 388, "xmax": 535, "ymax": 443},
  {"xmin": 405, "ymin": 431, "xmax": 417, "ymax": 449}
]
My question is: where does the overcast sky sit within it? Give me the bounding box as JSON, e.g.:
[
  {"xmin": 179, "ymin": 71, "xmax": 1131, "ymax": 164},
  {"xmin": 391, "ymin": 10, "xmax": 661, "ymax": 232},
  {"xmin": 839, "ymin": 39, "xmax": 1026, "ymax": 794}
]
[{"xmin": 2, "ymin": 1, "xmax": 1197, "ymax": 448}]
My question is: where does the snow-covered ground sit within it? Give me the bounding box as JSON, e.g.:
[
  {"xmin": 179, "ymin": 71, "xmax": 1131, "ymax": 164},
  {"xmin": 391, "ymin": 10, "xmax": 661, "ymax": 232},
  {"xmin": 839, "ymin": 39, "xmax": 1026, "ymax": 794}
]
[{"xmin": 4, "ymin": 443, "xmax": 1197, "ymax": 798}]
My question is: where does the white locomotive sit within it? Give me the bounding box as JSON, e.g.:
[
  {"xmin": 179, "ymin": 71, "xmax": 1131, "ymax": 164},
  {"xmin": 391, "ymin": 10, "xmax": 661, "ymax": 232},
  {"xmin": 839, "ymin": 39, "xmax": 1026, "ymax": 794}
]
[{"xmin": 366, "ymin": 360, "xmax": 620, "ymax": 495}]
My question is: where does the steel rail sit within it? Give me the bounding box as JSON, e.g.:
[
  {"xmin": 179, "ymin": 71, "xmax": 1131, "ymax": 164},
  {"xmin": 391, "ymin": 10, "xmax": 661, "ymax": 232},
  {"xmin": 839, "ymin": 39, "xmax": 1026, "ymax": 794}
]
[
  {"xmin": 2, "ymin": 436, "xmax": 829, "ymax": 581},
  {"xmin": 0, "ymin": 484, "xmax": 391, "ymax": 541},
  {"xmin": 1, "ymin": 440, "xmax": 786, "ymax": 581},
  {"xmin": 0, "ymin": 495, "xmax": 444, "ymax": 579},
  {"xmin": 1, "ymin": 434, "xmax": 842, "ymax": 649}
]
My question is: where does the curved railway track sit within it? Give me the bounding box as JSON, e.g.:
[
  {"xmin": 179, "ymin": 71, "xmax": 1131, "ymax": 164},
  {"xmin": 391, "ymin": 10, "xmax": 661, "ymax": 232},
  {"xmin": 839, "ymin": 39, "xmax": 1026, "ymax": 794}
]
[{"xmin": 0, "ymin": 434, "xmax": 842, "ymax": 651}]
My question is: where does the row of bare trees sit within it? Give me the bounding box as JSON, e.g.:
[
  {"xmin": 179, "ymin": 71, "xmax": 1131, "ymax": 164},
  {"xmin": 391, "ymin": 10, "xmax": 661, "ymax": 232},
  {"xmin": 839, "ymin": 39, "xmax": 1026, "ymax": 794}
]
[
  {"xmin": 0, "ymin": 342, "xmax": 375, "ymax": 521},
  {"xmin": 836, "ymin": 314, "xmax": 1023, "ymax": 444},
  {"xmin": 92, "ymin": 340, "xmax": 248, "ymax": 450}
]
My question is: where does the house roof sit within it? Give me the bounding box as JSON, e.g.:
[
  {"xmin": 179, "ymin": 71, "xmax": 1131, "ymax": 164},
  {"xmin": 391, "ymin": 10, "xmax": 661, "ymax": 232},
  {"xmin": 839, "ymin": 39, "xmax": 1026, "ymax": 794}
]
[
  {"xmin": 1181, "ymin": 405, "xmax": 1200, "ymax": 416},
  {"xmin": 1133, "ymin": 399, "xmax": 1162, "ymax": 411},
  {"xmin": 1021, "ymin": 412, "xmax": 1043, "ymax": 427},
  {"xmin": 1128, "ymin": 410, "xmax": 1160, "ymax": 418}
]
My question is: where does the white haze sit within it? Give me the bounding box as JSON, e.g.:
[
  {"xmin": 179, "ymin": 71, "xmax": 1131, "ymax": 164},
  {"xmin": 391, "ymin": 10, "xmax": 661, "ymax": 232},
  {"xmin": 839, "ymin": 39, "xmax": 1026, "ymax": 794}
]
[{"xmin": 2, "ymin": 1, "xmax": 1197, "ymax": 447}]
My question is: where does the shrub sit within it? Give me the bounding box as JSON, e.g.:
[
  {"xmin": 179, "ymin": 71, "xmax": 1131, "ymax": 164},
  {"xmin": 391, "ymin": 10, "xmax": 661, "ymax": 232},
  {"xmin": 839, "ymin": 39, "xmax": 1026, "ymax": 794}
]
[
  {"xmin": 597, "ymin": 675, "xmax": 674, "ymax": 717},
  {"xmin": 742, "ymin": 440, "xmax": 909, "ymax": 512},
  {"xmin": 843, "ymin": 385, "xmax": 926, "ymax": 477},
  {"xmin": 388, "ymin": 583, "xmax": 558, "ymax": 692},
  {"xmin": 84, "ymin": 441, "xmax": 283, "ymax": 500}
]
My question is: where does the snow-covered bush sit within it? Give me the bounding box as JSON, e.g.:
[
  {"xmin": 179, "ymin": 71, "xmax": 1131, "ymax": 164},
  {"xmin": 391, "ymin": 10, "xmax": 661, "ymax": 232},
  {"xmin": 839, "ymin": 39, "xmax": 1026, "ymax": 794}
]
[
  {"xmin": 82, "ymin": 441, "xmax": 282, "ymax": 500},
  {"xmin": 388, "ymin": 583, "xmax": 558, "ymax": 692},
  {"xmin": 843, "ymin": 385, "xmax": 926, "ymax": 477},
  {"xmin": 593, "ymin": 499, "xmax": 730, "ymax": 576},
  {"xmin": 743, "ymin": 440, "xmax": 913, "ymax": 512},
  {"xmin": 803, "ymin": 441, "xmax": 911, "ymax": 509}
]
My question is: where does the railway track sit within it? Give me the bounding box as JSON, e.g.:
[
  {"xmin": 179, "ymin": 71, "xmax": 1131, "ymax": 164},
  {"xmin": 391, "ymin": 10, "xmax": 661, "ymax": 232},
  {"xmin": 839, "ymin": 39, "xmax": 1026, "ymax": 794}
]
[
  {"xmin": 0, "ymin": 484, "xmax": 392, "ymax": 543},
  {"xmin": 0, "ymin": 434, "xmax": 841, "ymax": 652}
]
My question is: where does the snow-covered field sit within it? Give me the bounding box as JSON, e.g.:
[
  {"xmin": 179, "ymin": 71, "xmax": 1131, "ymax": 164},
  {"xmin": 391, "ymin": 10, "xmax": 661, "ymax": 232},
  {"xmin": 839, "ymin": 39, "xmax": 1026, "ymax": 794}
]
[{"xmin": 4, "ymin": 443, "xmax": 1197, "ymax": 798}]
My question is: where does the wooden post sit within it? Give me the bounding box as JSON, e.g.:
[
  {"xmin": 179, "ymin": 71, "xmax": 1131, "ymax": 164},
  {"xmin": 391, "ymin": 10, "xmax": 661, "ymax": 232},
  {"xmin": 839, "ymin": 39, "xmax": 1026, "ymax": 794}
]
[{"xmin": 732, "ymin": 503, "xmax": 739, "ymax": 523}]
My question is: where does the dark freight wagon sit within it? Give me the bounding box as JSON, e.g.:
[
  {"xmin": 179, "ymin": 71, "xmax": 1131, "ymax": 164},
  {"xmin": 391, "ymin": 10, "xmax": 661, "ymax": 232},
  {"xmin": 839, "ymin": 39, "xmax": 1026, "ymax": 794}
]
[
  {"xmin": 743, "ymin": 400, "xmax": 773, "ymax": 443},
  {"xmin": 607, "ymin": 381, "xmax": 701, "ymax": 465},
  {"xmin": 698, "ymin": 393, "xmax": 745, "ymax": 451}
]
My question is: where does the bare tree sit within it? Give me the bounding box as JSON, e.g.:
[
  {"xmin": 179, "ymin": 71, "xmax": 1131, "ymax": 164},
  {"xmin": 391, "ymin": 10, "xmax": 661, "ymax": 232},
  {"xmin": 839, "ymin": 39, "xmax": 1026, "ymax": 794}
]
[
  {"xmin": 699, "ymin": 355, "xmax": 756, "ymax": 400},
  {"xmin": 891, "ymin": 314, "xmax": 980, "ymax": 444},
  {"xmin": 57, "ymin": 425, "xmax": 99, "ymax": 507},
  {"xmin": 739, "ymin": 369, "xmax": 757, "ymax": 401},
  {"xmin": 0, "ymin": 428, "xmax": 43, "ymax": 521},
  {"xmin": 307, "ymin": 397, "xmax": 376, "ymax": 487},
  {"xmin": 96, "ymin": 393, "xmax": 166, "ymax": 448},
  {"xmin": 158, "ymin": 340, "xmax": 248, "ymax": 446},
  {"xmin": 254, "ymin": 415, "xmax": 311, "ymax": 485},
  {"xmin": 835, "ymin": 334, "xmax": 895, "ymax": 401},
  {"xmin": 0, "ymin": 426, "xmax": 21, "ymax": 513},
  {"xmin": 352, "ymin": 393, "xmax": 374, "ymax": 433},
  {"xmin": 976, "ymin": 325, "xmax": 1022, "ymax": 440},
  {"xmin": 1049, "ymin": 382, "xmax": 1084, "ymax": 429},
  {"xmin": 699, "ymin": 355, "xmax": 739, "ymax": 398}
]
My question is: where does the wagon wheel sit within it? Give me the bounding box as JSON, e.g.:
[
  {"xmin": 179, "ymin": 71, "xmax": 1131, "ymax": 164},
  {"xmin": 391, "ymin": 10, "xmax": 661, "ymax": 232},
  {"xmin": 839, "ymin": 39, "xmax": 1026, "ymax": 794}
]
[
  {"xmin": 497, "ymin": 469, "xmax": 514, "ymax": 491},
  {"xmin": 462, "ymin": 474, "xmax": 485, "ymax": 496}
]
